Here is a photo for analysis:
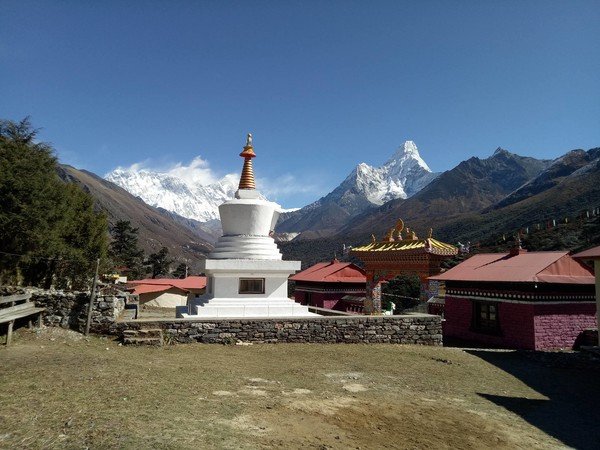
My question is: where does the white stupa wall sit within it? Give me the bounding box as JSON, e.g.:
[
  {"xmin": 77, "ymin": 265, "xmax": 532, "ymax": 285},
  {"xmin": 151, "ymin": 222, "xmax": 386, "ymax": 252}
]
[{"xmin": 179, "ymin": 135, "xmax": 316, "ymax": 318}]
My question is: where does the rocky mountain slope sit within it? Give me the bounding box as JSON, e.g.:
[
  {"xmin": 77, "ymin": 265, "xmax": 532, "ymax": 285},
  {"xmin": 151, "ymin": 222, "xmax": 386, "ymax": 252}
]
[
  {"xmin": 276, "ymin": 141, "xmax": 438, "ymax": 237},
  {"xmin": 57, "ymin": 165, "xmax": 214, "ymax": 270},
  {"xmin": 338, "ymin": 148, "xmax": 551, "ymax": 240},
  {"xmin": 436, "ymin": 147, "xmax": 600, "ymax": 243},
  {"xmin": 105, "ymin": 167, "xmax": 240, "ymax": 222}
]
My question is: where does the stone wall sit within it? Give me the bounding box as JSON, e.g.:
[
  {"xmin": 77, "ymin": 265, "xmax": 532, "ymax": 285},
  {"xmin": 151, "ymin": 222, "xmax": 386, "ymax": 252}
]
[
  {"xmin": 111, "ymin": 314, "xmax": 442, "ymax": 345},
  {"xmin": 1, "ymin": 286, "xmax": 129, "ymax": 334},
  {"xmin": 533, "ymin": 303, "xmax": 597, "ymax": 350}
]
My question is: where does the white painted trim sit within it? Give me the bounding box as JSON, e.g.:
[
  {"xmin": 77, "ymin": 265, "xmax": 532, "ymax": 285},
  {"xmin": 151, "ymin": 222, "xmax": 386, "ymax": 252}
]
[{"xmin": 445, "ymin": 294, "xmax": 596, "ymax": 305}]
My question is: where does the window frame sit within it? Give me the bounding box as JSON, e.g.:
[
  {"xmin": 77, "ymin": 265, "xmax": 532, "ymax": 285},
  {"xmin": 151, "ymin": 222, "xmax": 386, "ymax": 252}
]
[
  {"xmin": 471, "ymin": 300, "xmax": 500, "ymax": 334},
  {"xmin": 238, "ymin": 278, "xmax": 265, "ymax": 295}
]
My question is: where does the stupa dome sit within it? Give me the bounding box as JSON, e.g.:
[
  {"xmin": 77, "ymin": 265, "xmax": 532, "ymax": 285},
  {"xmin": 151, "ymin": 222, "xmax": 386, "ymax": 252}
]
[{"xmin": 208, "ymin": 134, "xmax": 283, "ymax": 260}]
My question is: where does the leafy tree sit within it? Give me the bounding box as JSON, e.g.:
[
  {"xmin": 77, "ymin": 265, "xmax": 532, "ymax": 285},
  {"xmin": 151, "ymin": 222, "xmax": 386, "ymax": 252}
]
[
  {"xmin": 108, "ymin": 220, "xmax": 145, "ymax": 279},
  {"xmin": 172, "ymin": 262, "xmax": 188, "ymax": 279},
  {"xmin": 0, "ymin": 117, "xmax": 108, "ymax": 288},
  {"xmin": 147, "ymin": 247, "xmax": 173, "ymax": 279},
  {"xmin": 381, "ymin": 273, "xmax": 421, "ymax": 312}
]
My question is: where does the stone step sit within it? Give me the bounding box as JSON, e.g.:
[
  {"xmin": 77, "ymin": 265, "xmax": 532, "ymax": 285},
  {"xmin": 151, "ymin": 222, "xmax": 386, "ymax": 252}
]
[
  {"xmin": 123, "ymin": 336, "xmax": 163, "ymax": 346},
  {"xmin": 122, "ymin": 328, "xmax": 164, "ymax": 345},
  {"xmin": 136, "ymin": 328, "xmax": 163, "ymax": 338}
]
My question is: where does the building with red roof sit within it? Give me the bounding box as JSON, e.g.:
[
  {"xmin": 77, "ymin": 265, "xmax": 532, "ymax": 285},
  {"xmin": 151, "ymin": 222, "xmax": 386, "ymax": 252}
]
[
  {"xmin": 290, "ymin": 259, "xmax": 366, "ymax": 313},
  {"xmin": 127, "ymin": 276, "xmax": 207, "ymax": 308},
  {"xmin": 572, "ymin": 245, "xmax": 600, "ymax": 346},
  {"xmin": 429, "ymin": 246, "xmax": 596, "ymax": 350}
]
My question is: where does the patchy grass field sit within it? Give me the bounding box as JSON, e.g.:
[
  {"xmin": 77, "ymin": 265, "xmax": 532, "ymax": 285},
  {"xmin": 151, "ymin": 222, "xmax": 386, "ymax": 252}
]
[{"xmin": 1, "ymin": 327, "xmax": 599, "ymax": 449}]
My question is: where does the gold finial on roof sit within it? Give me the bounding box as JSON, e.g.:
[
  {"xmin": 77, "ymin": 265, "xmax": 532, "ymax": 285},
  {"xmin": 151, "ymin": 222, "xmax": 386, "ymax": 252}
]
[
  {"xmin": 371, "ymin": 234, "xmax": 377, "ymax": 244},
  {"xmin": 428, "ymin": 228, "xmax": 433, "ymax": 239},
  {"xmin": 238, "ymin": 133, "xmax": 256, "ymax": 190},
  {"xmin": 395, "ymin": 219, "xmax": 404, "ymax": 240},
  {"xmin": 395, "ymin": 219, "xmax": 404, "ymax": 233},
  {"xmin": 385, "ymin": 228, "xmax": 395, "ymax": 242}
]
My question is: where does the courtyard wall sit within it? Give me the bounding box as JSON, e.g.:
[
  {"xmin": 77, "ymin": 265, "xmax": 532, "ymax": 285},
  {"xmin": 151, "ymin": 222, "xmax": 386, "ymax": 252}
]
[
  {"xmin": 1, "ymin": 286, "xmax": 129, "ymax": 334},
  {"xmin": 110, "ymin": 314, "xmax": 442, "ymax": 345}
]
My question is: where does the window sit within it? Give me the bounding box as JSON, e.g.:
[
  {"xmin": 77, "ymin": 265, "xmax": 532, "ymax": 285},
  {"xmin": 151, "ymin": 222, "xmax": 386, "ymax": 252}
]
[
  {"xmin": 472, "ymin": 301, "xmax": 499, "ymax": 333},
  {"xmin": 239, "ymin": 278, "xmax": 265, "ymax": 294},
  {"xmin": 305, "ymin": 292, "xmax": 312, "ymax": 306}
]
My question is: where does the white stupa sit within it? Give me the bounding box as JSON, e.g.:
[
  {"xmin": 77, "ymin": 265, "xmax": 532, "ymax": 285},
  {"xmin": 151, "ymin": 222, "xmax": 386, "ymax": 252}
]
[{"xmin": 179, "ymin": 134, "xmax": 316, "ymax": 318}]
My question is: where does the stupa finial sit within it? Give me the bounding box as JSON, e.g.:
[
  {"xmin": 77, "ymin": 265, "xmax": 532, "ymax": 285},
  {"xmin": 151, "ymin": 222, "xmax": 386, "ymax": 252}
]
[{"xmin": 238, "ymin": 132, "xmax": 256, "ymax": 190}]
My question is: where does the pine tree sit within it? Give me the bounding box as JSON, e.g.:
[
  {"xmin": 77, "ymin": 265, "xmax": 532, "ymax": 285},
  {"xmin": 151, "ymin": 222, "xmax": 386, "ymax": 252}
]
[
  {"xmin": 109, "ymin": 220, "xmax": 145, "ymax": 279},
  {"xmin": 147, "ymin": 247, "xmax": 173, "ymax": 279},
  {"xmin": 172, "ymin": 262, "xmax": 188, "ymax": 279},
  {"xmin": 0, "ymin": 117, "xmax": 108, "ymax": 288}
]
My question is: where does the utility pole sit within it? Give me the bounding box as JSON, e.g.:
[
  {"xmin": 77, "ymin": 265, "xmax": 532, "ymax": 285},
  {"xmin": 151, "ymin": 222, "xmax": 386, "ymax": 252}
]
[{"xmin": 85, "ymin": 258, "xmax": 100, "ymax": 336}]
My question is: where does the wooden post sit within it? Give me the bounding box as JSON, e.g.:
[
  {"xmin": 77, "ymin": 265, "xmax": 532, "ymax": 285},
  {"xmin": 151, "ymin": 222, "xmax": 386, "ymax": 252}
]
[
  {"xmin": 6, "ymin": 320, "xmax": 14, "ymax": 345},
  {"xmin": 85, "ymin": 259, "xmax": 100, "ymax": 336}
]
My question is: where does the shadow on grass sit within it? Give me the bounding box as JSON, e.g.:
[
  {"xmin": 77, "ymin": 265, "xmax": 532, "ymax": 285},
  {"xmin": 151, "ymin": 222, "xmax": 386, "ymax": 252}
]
[{"xmin": 467, "ymin": 349, "xmax": 600, "ymax": 450}]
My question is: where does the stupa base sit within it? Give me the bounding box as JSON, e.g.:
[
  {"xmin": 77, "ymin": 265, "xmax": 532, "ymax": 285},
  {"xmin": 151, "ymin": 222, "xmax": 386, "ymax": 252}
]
[{"xmin": 180, "ymin": 296, "xmax": 317, "ymax": 318}]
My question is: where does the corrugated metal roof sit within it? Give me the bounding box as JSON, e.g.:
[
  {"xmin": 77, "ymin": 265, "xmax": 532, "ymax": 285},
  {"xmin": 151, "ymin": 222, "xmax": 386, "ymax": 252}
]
[
  {"xmin": 352, "ymin": 238, "xmax": 458, "ymax": 256},
  {"xmin": 572, "ymin": 245, "xmax": 600, "ymax": 260},
  {"xmin": 290, "ymin": 260, "xmax": 366, "ymax": 283},
  {"xmin": 130, "ymin": 284, "xmax": 186, "ymax": 295},
  {"xmin": 129, "ymin": 276, "xmax": 207, "ymax": 290},
  {"xmin": 430, "ymin": 251, "xmax": 594, "ymax": 284}
]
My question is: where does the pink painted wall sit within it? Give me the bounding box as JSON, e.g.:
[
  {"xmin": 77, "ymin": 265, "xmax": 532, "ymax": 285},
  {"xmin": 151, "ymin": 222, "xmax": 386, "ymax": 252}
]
[
  {"xmin": 533, "ymin": 303, "xmax": 596, "ymax": 350},
  {"xmin": 444, "ymin": 296, "xmax": 536, "ymax": 349},
  {"xmin": 294, "ymin": 291, "xmax": 345, "ymax": 310}
]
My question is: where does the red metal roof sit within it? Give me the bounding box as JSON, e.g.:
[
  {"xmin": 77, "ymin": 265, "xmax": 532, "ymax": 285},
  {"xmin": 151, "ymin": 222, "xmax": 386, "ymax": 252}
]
[
  {"xmin": 130, "ymin": 284, "xmax": 188, "ymax": 295},
  {"xmin": 429, "ymin": 251, "xmax": 594, "ymax": 284},
  {"xmin": 572, "ymin": 245, "xmax": 600, "ymax": 260},
  {"xmin": 128, "ymin": 276, "xmax": 207, "ymax": 290},
  {"xmin": 290, "ymin": 260, "xmax": 366, "ymax": 283}
]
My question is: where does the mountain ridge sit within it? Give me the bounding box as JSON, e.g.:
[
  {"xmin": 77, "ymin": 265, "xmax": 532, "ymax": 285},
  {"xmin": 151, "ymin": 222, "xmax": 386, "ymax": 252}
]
[
  {"xmin": 275, "ymin": 141, "xmax": 438, "ymax": 236},
  {"xmin": 57, "ymin": 165, "xmax": 214, "ymax": 271}
]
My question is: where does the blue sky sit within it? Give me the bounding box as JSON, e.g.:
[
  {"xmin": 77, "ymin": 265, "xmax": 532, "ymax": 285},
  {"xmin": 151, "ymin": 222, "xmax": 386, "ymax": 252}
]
[{"xmin": 1, "ymin": 0, "xmax": 599, "ymax": 208}]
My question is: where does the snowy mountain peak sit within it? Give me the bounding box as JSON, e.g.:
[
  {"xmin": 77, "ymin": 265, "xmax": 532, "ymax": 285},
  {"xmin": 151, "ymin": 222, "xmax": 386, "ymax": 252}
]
[
  {"xmin": 105, "ymin": 163, "xmax": 241, "ymax": 222},
  {"xmin": 348, "ymin": 140, "xmax": 437, "ymax": 205},
  {"xmin": 386, "ymin": 140, "xmax": 431, "ymax": 172}
]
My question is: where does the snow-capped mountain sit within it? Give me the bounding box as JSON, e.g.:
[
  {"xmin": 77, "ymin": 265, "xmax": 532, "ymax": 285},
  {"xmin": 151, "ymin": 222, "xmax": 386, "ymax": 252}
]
[
  {"xmin": 341, "ymin": 140, "xmax": 437, "ymax": 205},
  {"xmin": 105, "ymin": 168, "xmax": 239, "ymax": 222},
  {"xmin": 276, "ymin": 141, "xmax": 438, "ymax": 235},
  {"xmin": 106, "ymin": 141, "xmax": 436, "ymax": 232}
]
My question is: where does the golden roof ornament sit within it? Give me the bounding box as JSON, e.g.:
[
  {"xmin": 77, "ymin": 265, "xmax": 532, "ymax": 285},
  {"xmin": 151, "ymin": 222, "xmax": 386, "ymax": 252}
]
[
  {"xmin": 428, "ymin": 228, "xmax": 433, "ymax": 239},
  {"xmin": 395, "ymin": 219, "xmax": 404, "ymax": 240},
  {"xmin": 238, "ymin": 133, "xmax": 256, "ymax": 190},
  {"xmin": 385, "ymin": 228, "xmax": 395, "ymax": 242}
]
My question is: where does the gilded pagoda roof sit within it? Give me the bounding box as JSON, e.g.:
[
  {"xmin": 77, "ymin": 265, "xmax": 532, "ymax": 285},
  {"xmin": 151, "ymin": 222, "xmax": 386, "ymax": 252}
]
[{"xmin": 352, "ymin": 238, "xmax": 458, "ymax": 256}]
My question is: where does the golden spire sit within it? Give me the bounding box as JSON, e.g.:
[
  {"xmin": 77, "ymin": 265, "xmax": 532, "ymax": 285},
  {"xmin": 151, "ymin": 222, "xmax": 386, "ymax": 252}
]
[{"xmin": 238, "ymin": 133, "xmax": 256, "ymax": 190}]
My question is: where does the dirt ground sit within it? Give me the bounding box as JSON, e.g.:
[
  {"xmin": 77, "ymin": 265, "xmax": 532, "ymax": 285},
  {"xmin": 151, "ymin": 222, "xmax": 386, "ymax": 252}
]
[{"xmin": 1, "ymin": 327, "xmax": 599, "ymax": 450}]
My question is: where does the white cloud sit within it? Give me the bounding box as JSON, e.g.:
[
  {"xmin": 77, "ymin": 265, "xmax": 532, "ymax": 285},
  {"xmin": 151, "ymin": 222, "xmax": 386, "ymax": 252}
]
[
  {"xmin": 166, "ymin": 156, "xmax": 220, "ymax": 186},
  {"xmin": 107, "ymin": 157, "xmax": 328, "ymax": 208},
  {"xmin": 111, "ymin": 156, "xmax": 223, "ymax": 186},
  {"xmin": 259, "ymin": 174, "xmax": 325, "ymax": 199}
]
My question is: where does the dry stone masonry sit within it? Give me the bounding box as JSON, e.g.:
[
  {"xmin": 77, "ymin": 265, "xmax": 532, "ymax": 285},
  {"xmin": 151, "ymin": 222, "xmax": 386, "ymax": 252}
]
[
  {"xmin": 112, "ymin": 314, "xmax": 442, "ymax": 345},
  {"xmin": 1, "ymin": 286, "xmax": 129, "ymax": 334}
]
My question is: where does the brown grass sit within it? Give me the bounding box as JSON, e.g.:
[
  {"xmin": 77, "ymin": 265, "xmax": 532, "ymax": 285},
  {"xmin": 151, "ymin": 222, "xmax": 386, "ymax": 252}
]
[{"xmin": 1, "ymin": 327, "xmax": 598, "ymax": 449}]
